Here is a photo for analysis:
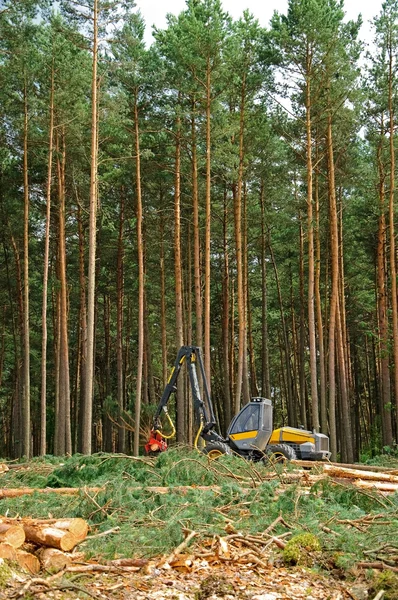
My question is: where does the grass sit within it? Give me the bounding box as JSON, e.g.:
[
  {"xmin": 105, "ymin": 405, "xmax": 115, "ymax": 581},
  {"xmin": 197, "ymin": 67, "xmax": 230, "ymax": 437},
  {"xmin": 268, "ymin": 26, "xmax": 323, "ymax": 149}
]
[{"xmin": 1, "ymin": 449, "xmax": 398, "ymax": 592}]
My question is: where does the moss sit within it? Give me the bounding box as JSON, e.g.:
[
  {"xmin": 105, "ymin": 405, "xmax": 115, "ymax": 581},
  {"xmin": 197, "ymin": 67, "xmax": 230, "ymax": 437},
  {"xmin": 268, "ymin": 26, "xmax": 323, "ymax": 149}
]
[
  {"xmin": 283, "ymin": 533, "xmax": 321, "ymax": 566},
  {"xmin": 371, "ymin": 571, "xmax": 398, "ymax": 600},
  {"xmin": 195, "ymin": 574, "xmax": 234, "ymax": 600},
  {"xmin": 0, "ymin": 561, "xmax": 12, "ymax": 588}
]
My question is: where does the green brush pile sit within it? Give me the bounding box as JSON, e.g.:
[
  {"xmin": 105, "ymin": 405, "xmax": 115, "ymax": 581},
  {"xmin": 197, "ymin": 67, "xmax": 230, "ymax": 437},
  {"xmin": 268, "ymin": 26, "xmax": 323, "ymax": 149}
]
[{"xmin": 1, "ymin": 449, "xmax": 397, "ymax": 591}]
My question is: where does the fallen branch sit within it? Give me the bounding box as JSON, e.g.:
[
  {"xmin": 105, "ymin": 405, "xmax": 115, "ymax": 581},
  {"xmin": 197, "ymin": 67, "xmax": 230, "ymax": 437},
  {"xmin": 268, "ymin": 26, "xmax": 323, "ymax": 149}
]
[
  {"xmin": 161, "ymin": 530, "xmax": 198, "ymax": 566},
  {"xmin": 0, "ymin": 487, "xmax": 104, "ymax": 499},
  {"xmin": 357, "ymin": 561, "xmax": 398, "ymax": 573}
]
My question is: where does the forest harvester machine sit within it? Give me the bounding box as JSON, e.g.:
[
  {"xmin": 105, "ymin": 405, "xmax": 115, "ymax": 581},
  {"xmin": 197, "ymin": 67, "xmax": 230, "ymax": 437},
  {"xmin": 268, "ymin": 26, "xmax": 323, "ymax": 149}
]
[{"xmin": 145, "ymin": 346, "xmax": 331, "ymax": 462}]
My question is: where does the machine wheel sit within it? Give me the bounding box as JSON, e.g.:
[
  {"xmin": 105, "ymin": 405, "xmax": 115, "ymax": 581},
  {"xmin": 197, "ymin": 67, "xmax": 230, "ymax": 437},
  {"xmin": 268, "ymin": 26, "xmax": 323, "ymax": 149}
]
[
  {"xmin": 203, "ymin": 441, "xmax": 232, "ymax": 460},
  {"xmin": 265, "ymin": 444, "xmax": 297, "ymax": 464}
]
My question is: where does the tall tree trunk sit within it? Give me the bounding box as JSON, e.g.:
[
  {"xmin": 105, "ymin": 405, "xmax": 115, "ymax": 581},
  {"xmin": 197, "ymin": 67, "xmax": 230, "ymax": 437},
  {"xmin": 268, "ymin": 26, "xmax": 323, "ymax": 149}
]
[
  {"xmin": 376, "ymin": 126, "xmax": 393, "ymax": 447},
  {"xmin": 56, "ymin": 128, "xmax": 71, "ymax": 455},
  {"xmin": 204, "ymin": 60, "xmax": 212, "ymax": 388},
  {"xmin": 234, "ymin": 73, "xmax": 247, "ymax": 412},
  {"xmin": 76, "ymin": 199, "xmax": 87, "ymax": 453},
  {"xmin": 83, "ymin": 0, "xmax": 99, "ymax": 455},
  {"xmin": 160, "ymin": 211, "xmax": 167, "ymax": 387},
  {"xmin": 305, "ymin": 55, "xmax": 320, "ymax": 431},
  {"xmin": 269, "ymin": 237, "xmax": 295, "ymax": 426},
  {"xmin": 260, "ymin": 181, "xmax": 270, "ymax": 398},
  {"xmin": 133, "ymin": 94, "xmax": 145, "ymax": 456},
  {"xmin": 388, "ymin": 39, "xmax": 398, "ymax": 438},
  {"xmin": 222, "ymin": 186, "xmax": 231, "ymax": 432},
  {"xmin": 174, "ymin": 106, "xmax": 185, "ymax": 442},
  {"xmin": 40, "ymin": 64, "xmax": 54, "ymax": 456},
  {"xmin": 22, "ymin": 76, "xmax": 30, "ymax": 458},
  {"xmin": 117, "ymin": 187, "xmax": 125, "ymax": 453},
  {"xmin": 327, "ymin": 113, "xmax": 338, "ymax": 460},
  {"xmin": 299, "ymin": 215, "xmax": 307, "ymax": 428},
  {"xmin": 191, "ymin": 99, "xmax": 202, "ymax": 350},
  {"xmin": 314, "ymin": 144, "xmax": 327, "ymax": 433}
]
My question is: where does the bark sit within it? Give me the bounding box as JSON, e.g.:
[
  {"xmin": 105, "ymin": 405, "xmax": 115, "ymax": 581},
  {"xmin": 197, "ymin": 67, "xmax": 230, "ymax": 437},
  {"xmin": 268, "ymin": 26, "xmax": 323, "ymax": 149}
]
[
  {"xmin": 327, "ymin": 113, "xmax": 339, "ymax": 460},
  {"xmin": 117, "ymin": 187, "xmax": 125, "ymax": 453},
  {"xmin": 315, "ymin": 146, "xmax": 327, "ymax": 433},
  {"xmin": 234, "ymin": 73, "xmax": 247, "ymax": 412},
  {"xmin": 133, "ymin": 94, "xmax": 145, "ymax": 456},
  {"xmin": 83, "ymin": 0, "xmax": 99, "ymax": 455},
  {"xmin": 269, "ymin": 238, "xmax": 295, "ymax": 426},
  {"xmin": 40, "ymin": 64, "xmax": 54, "ymax": 456},
  {"xmin": 204, "ymin": 59, "xmax": 212, "ymax": 389},
  {"xmin": 56, "ymin": 128, "xmax": 72, "ymax": 455},
  {"xmin": 77, "ymin": 200, "xmax": 87, "ymax": 453},
  {"xmin": 299, "ymin": 215, "xmax": 307, "ymax": 428},
  {"xmin": 174, "ymin": 106, "xmax": 185, "ymax": 442},
  {"xmin": 222, "ymin": 187, "xmax": 231, "ymax": 431},
  {"xmin": 160, "ymin": 212, "xmax": 167, "ymax": 387},
  {"xmin": 22, "ymin": 76, "xmax": 30, "ymax": 458},
  {"xmin": 260, "ymin": 181, "xmax": 270, "ymax": 398},
  {"xmin": 376, "ymin": 124, "xmax": 393, "ymax": 446},
  {"xmin": 191, "ymin": 99, "xmax": 203, "ymax": 350},
  {"xmin": 36, "ymin": 548, "xmax": 72, "ymax": 572},
  {"xmin": 305, "ymin": 54, "xmax": 319, "ymax": 431},
  {"xmin": 388, "ymin": 38, "xmax": 398, "ymax": 437}
]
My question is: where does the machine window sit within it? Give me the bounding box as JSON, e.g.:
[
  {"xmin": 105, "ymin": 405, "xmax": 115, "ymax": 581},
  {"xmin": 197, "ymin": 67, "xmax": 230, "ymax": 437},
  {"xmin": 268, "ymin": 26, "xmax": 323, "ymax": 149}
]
[{"xmin": 230, "ymin": 404, "xmax": 260, "ymax": 434}]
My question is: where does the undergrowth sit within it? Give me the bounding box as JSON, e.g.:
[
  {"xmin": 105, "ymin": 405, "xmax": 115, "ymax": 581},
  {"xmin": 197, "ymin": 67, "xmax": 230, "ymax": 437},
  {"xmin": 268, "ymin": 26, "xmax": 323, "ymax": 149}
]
[{"xmin": 1, "ymin": 449, "xmax": 397, "ymax": 585}]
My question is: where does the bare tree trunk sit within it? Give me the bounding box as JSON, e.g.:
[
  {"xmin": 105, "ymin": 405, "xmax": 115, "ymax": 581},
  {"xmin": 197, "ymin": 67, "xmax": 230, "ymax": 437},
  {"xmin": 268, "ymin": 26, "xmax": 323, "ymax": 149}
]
[
  {"xmin": 117, "ymin": 187, "xmax": 125, "ymax": 453},
  {"xmin": 269, "ymin": 237, "xmax": 295, "ymax": 426},
  {"xmin": 305, "ymin": 56, "xmax": 319, "ymax": 432},
  {"xmin": 222, "ymin": 186, "xmax": 231, "ymax": 432},
  {"xmin": 314, "ymin": 145, "xmax": 327, "ymax": 433},
  {"xmin": 40, "ymin": 64, "xmax": 54, "ymax": 456},
  {"xmin": 376, "ymin": 126, "xmax": 393, "ymax": 447},
  {"xmin": 22, "ymin": 76, "xmax": 30, "ymax": 458},
  {"xmin": 174, "ymin": 106, "xmax": 185, "ymax": 442},
  {"xmin": 160, "ymin": 211, "xmax": 167, "ymax": 387},
  {"xmin": 133, "ymin": 95, "xmax": 145, "ymax": 456},
  {"xmin": 83, "ymin": 0, "xmax": 99, "ymax": 455},
  {"xmin": 204, "ymin": 60, "xmax": 212, "ymax": 389},
  {"xmin": 299, "ymin": 215, "xmax": 307, "ymax": 429},
  {"xmin": 327, "ymin": 113, "xmax": 339, "ymax": 460},
  {"xmin": 234, "ymin": 74, "xmax": 247, "ymax": 413},
  {"xmin": 191, "ymin": 99, "xmax": 202, "ymax": 351},
  {"xmin": 388, "ymin": 40, "xmax": 398, "ymax": 438},
  {"xmin": 56, "ymin": 128, "xmax": 71, "ymax": 455},
  {"xmin": 76, "ymin": 199, "xmax": 87, "ymax": 453},
  {"xmin": 260, "ymin": 181, "xmax": 270, "ymax": 398}
]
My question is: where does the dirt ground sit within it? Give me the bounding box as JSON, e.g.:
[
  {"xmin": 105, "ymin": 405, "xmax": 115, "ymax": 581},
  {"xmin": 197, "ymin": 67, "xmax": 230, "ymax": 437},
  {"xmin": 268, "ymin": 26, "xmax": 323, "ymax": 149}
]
[{"xmin": 2, "ymin": 561, "xmax": 369, "ymax": 600}]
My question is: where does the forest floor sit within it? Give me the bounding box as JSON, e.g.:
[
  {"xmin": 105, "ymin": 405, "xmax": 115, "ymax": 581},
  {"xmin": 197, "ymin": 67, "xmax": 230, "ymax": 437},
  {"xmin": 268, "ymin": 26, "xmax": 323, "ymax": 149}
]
[{"xmin": 0, "ymin": 450, "xmax": 398, "ymax": 599}]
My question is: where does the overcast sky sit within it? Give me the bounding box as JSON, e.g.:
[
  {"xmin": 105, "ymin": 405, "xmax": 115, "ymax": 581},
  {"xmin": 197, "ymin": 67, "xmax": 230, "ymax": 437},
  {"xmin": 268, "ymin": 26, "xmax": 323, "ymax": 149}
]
[{"xmin": 135, "ymin": 0, "xmax": 380, "ymax": 47}]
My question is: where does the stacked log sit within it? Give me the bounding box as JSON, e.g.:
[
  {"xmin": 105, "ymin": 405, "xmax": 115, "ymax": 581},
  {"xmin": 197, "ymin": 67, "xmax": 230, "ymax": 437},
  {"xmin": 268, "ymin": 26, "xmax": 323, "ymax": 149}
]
[{"xmin": 0, "ymin": 517, "xmax": 88, "ymax": 574}]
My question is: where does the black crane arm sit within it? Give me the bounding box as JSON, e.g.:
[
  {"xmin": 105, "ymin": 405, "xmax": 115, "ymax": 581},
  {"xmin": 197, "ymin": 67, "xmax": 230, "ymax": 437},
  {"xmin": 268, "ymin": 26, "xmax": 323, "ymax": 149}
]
[{"xmin": 150, "ymin": 346, "xmax": 223, "ymax": 446}]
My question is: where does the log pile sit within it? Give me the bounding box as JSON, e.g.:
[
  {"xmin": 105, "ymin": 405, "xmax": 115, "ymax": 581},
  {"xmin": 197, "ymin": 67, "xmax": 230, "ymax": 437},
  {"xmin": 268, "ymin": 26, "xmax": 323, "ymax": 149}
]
[{"xmin": 0, "ymin": 517, "xmax": 88, "ymax": 574}]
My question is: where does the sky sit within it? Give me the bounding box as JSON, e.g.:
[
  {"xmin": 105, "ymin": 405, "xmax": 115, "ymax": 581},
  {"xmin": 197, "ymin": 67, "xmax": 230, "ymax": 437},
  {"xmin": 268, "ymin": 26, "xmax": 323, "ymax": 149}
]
[{"xmin": 135, "ymin": 0, "xmax": 381, "ymax": 47}]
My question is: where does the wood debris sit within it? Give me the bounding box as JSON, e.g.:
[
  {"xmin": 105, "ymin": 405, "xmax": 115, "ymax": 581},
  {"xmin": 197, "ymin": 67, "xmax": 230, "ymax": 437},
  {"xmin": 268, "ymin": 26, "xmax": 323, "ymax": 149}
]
[{"xmin": 0, "ymin": 516, "xmax": 88, "ymax": 574}]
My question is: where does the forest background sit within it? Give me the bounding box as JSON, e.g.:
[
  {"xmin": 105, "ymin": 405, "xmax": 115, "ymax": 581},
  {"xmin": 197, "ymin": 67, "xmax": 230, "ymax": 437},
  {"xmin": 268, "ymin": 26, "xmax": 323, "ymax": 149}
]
[{"xmin": 1, "ymin": 0, "xmax": 397, "ymax": 464}]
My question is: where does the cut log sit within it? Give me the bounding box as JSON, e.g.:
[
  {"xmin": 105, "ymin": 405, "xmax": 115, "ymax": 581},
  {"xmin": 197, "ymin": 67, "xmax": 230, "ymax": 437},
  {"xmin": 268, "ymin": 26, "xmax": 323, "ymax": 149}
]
[
  {"xmin": 36, "ymin": 547, "xmax": 72, "ymax": 572},
  {"xmin": 0, "ymin": 487, "xmax": 103, "ymax": 499},
  {"xmin": 352, "ymin": 480, "xmax": 398, "ymax": 492},
  {"xmin": 5, "ymin": 518, "xmax": 88, "ymax": 542},
  {"xmin": 0, "ymin": 542, "xmax": 17, "ymax": 561},
  {"xmin": 324, "ymin": 465, "xmax": 398, "ymax": 483},
  {"xmin": 16, "ymin": 550, "xmax": 41, "ymax": 574},
  {"xmin": 23, "ymin": 525, "xmax": 79, "ymax": 552},
  {"xmin": 0, "ymin": 464, "xmax": 8, "ymax": 474},
  {"xmin": 0, "ymin": 524, "xmax": 25, "ymax": 548},
  {"xmin": 292, "ymin": 460, "xmax": 398, "ymax": 474}
]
